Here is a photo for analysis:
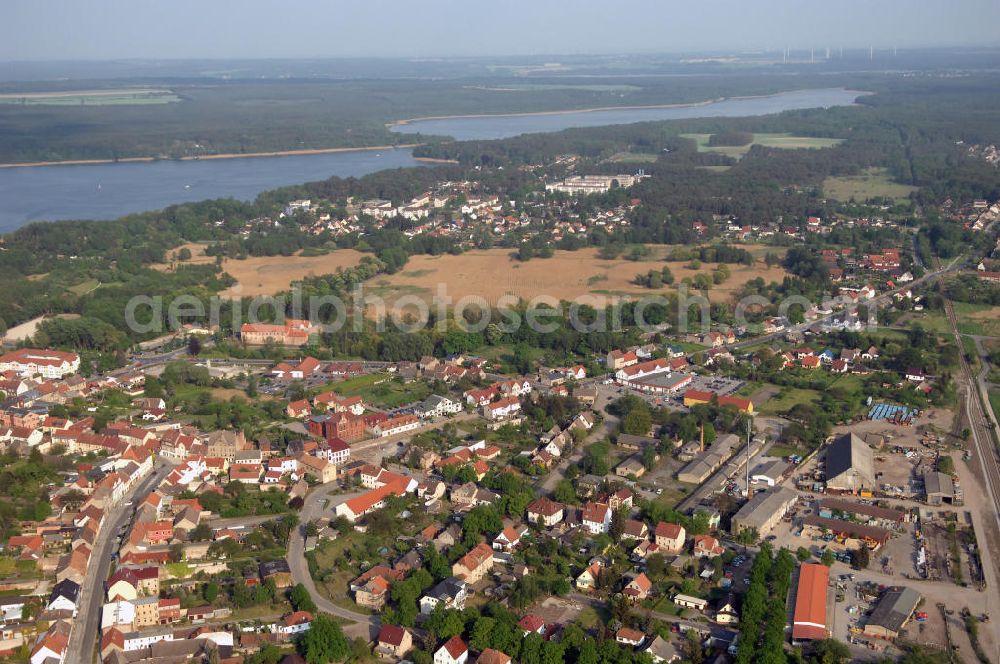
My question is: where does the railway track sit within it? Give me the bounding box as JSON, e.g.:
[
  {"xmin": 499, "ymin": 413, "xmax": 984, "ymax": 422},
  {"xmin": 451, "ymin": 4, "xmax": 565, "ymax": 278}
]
[
  {"xmin": 943, "ymin": 297, "xmax": 1000, "ymax": 532},
  {"xmin": 942, "ymin": 295, "xmax": 1000, "ymax": 660}
]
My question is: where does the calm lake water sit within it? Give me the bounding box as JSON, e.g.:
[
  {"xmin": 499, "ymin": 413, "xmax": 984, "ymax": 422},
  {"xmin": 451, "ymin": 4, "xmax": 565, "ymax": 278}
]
[
  {"xmin": 0, "ymin": 148, "xmax": 420, "ymax": 232},
  {"xmin": 0, "ymin": 88, "xmax": 864, "ymax": 231},
  {"xmin": 389, "ymin": 87, "xmax": 865, "ymax": 141}
]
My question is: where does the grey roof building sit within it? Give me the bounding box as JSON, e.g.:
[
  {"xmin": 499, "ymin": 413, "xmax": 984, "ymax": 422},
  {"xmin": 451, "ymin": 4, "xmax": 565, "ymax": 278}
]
[
  {"xmin": 731, "ymin": 486, "xmax": 798, "ymax": 537},
  {"xmin": 863, "ymin": 586, "xmax": 922, "ymax": 640},
  {"xmin": 825, "ymin": 433, "xmax": 874, "ymax": 492},
  {"xmin": 677, "ymin": 434, "xmax": 739, "ymax": 485},
  {"xmin": 751, "ymin": 459, "xmax": 790, "ymax": 486},
  {"xmin": 923, "ymin": 471, "xmax": 955, "ymax": 505}
]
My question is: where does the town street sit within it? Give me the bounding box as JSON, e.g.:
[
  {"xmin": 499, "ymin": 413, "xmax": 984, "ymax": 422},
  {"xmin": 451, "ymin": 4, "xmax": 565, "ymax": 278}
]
[
  {"xmin": 65, "ymin": 461, "xmax": 174, "ymax": 664},
  {"xmin": 287, "ymin": 483, "xmax": 378, "ymax": 640}
]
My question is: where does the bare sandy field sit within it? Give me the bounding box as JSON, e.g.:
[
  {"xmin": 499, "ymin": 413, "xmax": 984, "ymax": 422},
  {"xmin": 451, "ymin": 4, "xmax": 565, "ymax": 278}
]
[
  {"xmin": 154, "ymin": 244, "xmax": 366, "ymax": 297},
  {"xmin": 368, "ymin": 247, "xmax": 788, "ymax": 306},
  {"xmin": 219, "ymin": 251, "xmax": 367, "ymax": 297},
  {"xmin": 3, "ymin": 313, "xmax": 80, "ymax": 343}
]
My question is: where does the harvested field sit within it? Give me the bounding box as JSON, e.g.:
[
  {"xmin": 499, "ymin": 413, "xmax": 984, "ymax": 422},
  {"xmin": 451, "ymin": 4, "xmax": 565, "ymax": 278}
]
[
  {"xmin": 2, "ymin": 313, "xmax": 80, "ymax": 344},
  {"xmin": 153, "ymin": 243, "xmax": 366, "ymax": 297},
  {"xmin": 219, "ymin": 251, "xmax": 366, "ymax": 297},
  {"xmin": 368, "ymin": 247, "xmax": 788, "ymax": 306}
]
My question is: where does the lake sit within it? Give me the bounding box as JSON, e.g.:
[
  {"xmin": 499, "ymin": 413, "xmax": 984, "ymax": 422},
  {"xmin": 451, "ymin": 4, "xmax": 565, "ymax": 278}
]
[
  {"xmin": 0, "ymin": 148, "xmax": 420, "ymax": 232},
  {"xmin": 389, "ymin": 87, "xmax": 865, "ymax": 141},
  {"xmin": 0, "ymin": 88, "xmax": 864, "ymax": 231}
]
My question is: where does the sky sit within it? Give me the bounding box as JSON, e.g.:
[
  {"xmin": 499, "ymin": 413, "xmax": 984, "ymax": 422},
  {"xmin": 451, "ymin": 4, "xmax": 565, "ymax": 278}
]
[{"xmin": 2, "ymin": 0, "xmax": 998, "ymax": 61}]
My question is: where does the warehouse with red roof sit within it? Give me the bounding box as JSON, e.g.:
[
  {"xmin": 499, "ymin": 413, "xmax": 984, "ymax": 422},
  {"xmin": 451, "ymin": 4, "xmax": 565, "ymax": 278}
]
[{"xmin": 792, "ymin": 563, "xmax": 830, "ymax": 643}]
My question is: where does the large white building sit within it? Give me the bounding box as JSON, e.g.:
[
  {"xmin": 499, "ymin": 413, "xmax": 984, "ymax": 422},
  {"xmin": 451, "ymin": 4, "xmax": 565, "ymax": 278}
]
[
  {"xmin": 0, "ymin": 348, "xmax": 80, "ymax": 379},
  {"xmin": 545, "ymin": 174, "xmax": 643, "ymax": 195}
]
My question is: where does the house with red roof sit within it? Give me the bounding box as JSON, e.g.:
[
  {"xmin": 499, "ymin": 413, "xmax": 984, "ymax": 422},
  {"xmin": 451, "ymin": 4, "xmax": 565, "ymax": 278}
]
[
  {"xmin": 692, "ymin": 534, "xmax": 725, "ymax": 558},
  {"xmin": 286, "ymin": 399, "xmax": 311, "ymax": 419},
  {"xmin": 623, "ymin": 572, "xmax": 652, "ymax": 603},
  {"xmin": 240, "ymin": 320, "xmax": 313, "ymax": 346},
  {"xmin": 377, "ymin": 624, "xmax": 413, "ymax": 659},
  {"xmin": 451, "ymin": 542, "xmax": 494, "ymax": 584},
  {"xmin": 655, "ymin": 522, "xmax": 686, "ymax": 554},
  {"xmin": 582, "ymin": 502, "xmax": 611, "ymax": 535},
  {"xmin": 477, "ymin": 649, "xmax": 512, "ymax": 664},
  {"xmin": 518, "ymin": 614, "xmax": 546, "ymax": 637},
  {"xmin": 492, "ymin": 525, "xmax": 528, "ymax": 552},
  {"xmin": 526, "ymin": 497, "xmax": 563, "ymax": 527},
  {"xmin": 277, "ymin": 610, "xmax": 313, "ymax": 635},
  {"xmin": 434, "ymin": 635, "xmax": 468, "ymax": 664}
]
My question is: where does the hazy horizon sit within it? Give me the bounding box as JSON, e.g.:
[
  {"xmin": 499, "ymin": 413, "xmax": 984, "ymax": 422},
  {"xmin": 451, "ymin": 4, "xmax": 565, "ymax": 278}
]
[{"xmin": 3, "ymin": 0, "xmax": 999, "ymax": 62}]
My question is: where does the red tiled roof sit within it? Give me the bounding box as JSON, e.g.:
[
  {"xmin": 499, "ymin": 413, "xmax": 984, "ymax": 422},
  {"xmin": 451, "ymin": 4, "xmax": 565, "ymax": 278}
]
[
  {"xmin": 655, "ymin": 522, "xmax": 683, "ymax": 539},
  {"xmin": 441, "ymin": 635, "xmax": 467, "ymax": 659},
  {"xmin": 379, "ymin": 624, "xmax": 408, "ymax": 647}
]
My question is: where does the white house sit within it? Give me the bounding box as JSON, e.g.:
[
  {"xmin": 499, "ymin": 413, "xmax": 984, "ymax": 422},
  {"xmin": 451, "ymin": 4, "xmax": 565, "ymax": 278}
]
[
  {"xmin": 482, "ymin": 396, "xmax": 521, "ymax": 421},
  {"xmin": 434, "ymin": 636, "xmax": 469, "ymax": 664},
  {"xmin": 123, "ymin": 627, "xmax": 174, "ymax": 651},
  {"xmin": 582, "ymin": 502, "xmax": 611, "ymax": 534},
  {"xmin": 276, "ymin": 611, "xmax": 313, "ymax": 635}
]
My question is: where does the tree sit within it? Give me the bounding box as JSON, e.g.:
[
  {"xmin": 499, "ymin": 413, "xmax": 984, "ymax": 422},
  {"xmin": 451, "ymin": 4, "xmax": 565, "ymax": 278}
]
[
  {"xmin": 821, "ymin": 549, "xmax": 835, "ymax": 567},
  {"xmin": 521, "ymin": 633, "xmax": 543, "ymax": 664},
  {"xmin": 203, "ymin": 582, "xmax": 219, "ymax": 603},
  {"xmin": 553, "ymin": 479, "xmax": 576, "ymax": 504},
  {"xmin": 303, "ymin": 521, "xmax": 319, "ymax": 538},
  {"xmin": 470, "ymin": 617, "xmax": 496, "ymax": 651},
  {"xmin": 424, "ymin": 605, "xmax": 464, "ymax": 639},
  {"xmin": 850, "ymin": 547, "xmax": 870, "ymax": 570},
  {"xmin": 609, "ymin": 508, "xmax": 627, "ymax": 539},
  {"xmin": 299, "ymin": 614, "xmax": 349, "ymax": 663},
  {"xmin": 796, "ymin": 547, "xmax": 812, "ymax": 562},
  {"xmin": 289, "ymin": 583, "xmax": 318, "ymax": 613},
  {"xmin": 191, "ymin": 523, "xmax": 213, "ymax": 541},
  {"xmin": 735, "ymin": 527, "xmax": 758, "ymax": 548},
  {"xmin": 187, "ymin": 334, "xmax": 202, "ymax": 355},
  {"xmin": 806, "ymin": 639, "xmax": 851, "ymax": 664},
  {"xmin": 641, "ymin": 445, "xmax": 657, "ymax": 471},
  {"xmin": 622, "ymin": 408, "xmax": 652, "ymax": 436}
]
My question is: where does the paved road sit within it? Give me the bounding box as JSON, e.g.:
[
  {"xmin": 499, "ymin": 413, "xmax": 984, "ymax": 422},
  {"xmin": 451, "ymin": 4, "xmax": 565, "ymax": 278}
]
[
  {"xmin": 65, "ymin": 462, "xmax": 173, "ymax": 664},
  {"xmin": 287, "ymin": 483, "xmax": 378, "ymax": 640}
]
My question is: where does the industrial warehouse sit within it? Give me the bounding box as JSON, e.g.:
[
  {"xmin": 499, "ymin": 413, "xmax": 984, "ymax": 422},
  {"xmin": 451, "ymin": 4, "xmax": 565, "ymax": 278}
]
[
  {"xmin": 824, "ymin": 433, "xmax": 876, "ymax": 493},
  {"xmin": 731, "ymin": 485, "xmax": 798, "ymax": 537},
  {"xmin": 791, "ymin": 563, "xmax": 830, "ymax": 643}
]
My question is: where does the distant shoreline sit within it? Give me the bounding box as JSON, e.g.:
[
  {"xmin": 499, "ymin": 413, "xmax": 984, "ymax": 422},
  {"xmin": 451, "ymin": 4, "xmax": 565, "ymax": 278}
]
[
  {"xmin": 387, "ymin": 87, "xmax": 869, "ymax": 129},
  {"xmin": 387, "ymin": 98, "xmax": 723, "ymax": 128},
  {"xmin": 0, "ymin": 144, "xmax": 424, "ymax": 169}
]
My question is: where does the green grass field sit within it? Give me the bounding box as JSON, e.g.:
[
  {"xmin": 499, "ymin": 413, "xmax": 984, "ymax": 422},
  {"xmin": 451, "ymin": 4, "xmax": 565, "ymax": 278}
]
[
  {"xmin": 66, "ymin": 279, "xmax": 100, "ymax": 296},
  {"xmin": 988, "ymin": 389, "xmax": 1000, "ymax": 423},
  {"xmin": 822, "ymin": 167, "xmax": 917, "ymax": 203},
  {"xmin": 607, "ymin": 151, "xmax": 660, "ymax": 164},
  {"xmin": 756, "ymin": 386, "xmax": 821, "ymax": 415},
  {"xmin": 681, "ymin": 132, "xmax": 843, "ymax": 160},
  {"xmin": 0, "ymin": 89, "xmax": 180, "ymax": 106},
  {"xmin": 914, "ymin": 303, "xmax": 1000, "ymax": 337},
  {"xmin": 332, "ymin": 372, "xmax": 431, "ymax": 408}
]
